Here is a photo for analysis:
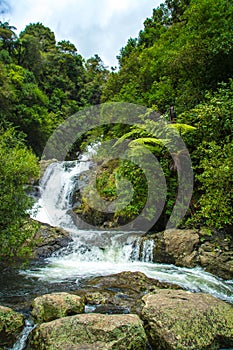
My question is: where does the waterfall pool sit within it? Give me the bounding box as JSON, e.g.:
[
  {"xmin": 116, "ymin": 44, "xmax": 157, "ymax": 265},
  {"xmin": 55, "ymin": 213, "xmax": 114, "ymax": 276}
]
[{"xmin": 1, "ymin": 230, "xmax": 232, "ymax": 309}]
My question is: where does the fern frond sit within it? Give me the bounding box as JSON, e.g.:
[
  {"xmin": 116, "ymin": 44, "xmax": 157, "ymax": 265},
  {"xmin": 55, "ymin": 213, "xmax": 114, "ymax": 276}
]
[
  {"xmin": 114, "ymin": 126, "xmax": 151, "ymax": 147},
  {"xmin": 129, "ymin": 137, "xmax": 169, "ymax": 148},
  {"xmin": 167, "ymin": 123, "xmax": 196, "ymax": 134}
]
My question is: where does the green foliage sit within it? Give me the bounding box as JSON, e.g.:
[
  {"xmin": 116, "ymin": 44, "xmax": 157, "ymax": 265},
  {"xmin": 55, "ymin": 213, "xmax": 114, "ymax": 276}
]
[
  {"xmin": 0, "ymin": 1, "xmax": 232, "ymax": 245},
  {"xmin": 0, "ymin": 21, "xmax": 108, "ymax": 156},
  {"xmin": 189, "ymin": 142, "xmax": 233, "ymax": 230},
  {"xmin": 0, "ymin": 127, "xmax": 39, "ymax": 259},
  {"xmin": 102, "ymin": 0, "xmax": 233, "ymax": 112},
  {"xmin": 179, "ymin": 81, "xmax": 233, "ymax": 230}
]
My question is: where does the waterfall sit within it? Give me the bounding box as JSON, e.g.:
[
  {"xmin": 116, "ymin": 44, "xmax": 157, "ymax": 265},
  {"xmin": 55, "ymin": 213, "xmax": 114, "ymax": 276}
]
[
  {"xmin": 26, "ymin": 156, "xmax": 233, "ymax": 305},
  {"xmin": 32, "ymin": 159, "xmax": 91, "ymax": 230},
  {"xmin": 141, "ymin": 239, "xmax": 154, "ymax": 262}
]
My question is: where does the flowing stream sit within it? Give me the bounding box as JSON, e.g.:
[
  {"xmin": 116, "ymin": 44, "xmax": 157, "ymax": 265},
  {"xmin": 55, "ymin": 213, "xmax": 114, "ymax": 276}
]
[
  {"xmin": 3, "ymin": 150, "xmax": 233, "ymax": 349},
  {"xmin": 26, "ymin": 154, "xmax": 233, "ymax": 303}
]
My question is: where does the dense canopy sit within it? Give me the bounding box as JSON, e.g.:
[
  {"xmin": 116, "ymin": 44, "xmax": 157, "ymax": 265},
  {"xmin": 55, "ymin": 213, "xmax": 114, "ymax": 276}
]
[{"xmin": 0, "ymin": 0, "xmax": 232, "ymax": 259}]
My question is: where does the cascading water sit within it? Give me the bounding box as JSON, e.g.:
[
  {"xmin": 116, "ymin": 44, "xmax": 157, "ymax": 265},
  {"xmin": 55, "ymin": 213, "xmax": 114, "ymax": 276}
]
[
  {"xmin": 25, "ymin": 151, "xmax": 233, "ymax": 304},
  {"xmin": 7, "ymin": 148, "xmax": 233, "ymax": 349},
  {"xmin": 10, "ymin": 320, "xmax": 35, "ymax": 350},
  {"xmin": 32, "ymin": 160, "xmax": 90, "ymax": 229}
]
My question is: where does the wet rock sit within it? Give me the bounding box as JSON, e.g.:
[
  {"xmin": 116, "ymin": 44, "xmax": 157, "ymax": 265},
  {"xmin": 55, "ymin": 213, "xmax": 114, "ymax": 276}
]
[
  {"xmin": 32, "ymin": 224, "xmax": 73, "ymax": 258},
  {"xmin": 0, "ymin": 305, "xmax": 24, "ymax": 348},
  {"xmin": 29, "ymin": 313, "xmax": 147, "ymax": 349},
  {"xmin": 198, "ymin": 243, "xmax": 233, "ymax": 280},
  {"xmin": 77, "ymin": 271, "xmax": 180, "ymax": 315},
  {"xmin": 163, "ymin": 229, "xmax": 199, "ymax": 266},
  {"xmin": 31, "ymin": 292, "xmax": 85, "ymax": 324},
  {"xmin": 144, "ymin": 229, "xmax": 233, "ymax": 280},
  {"xmin": 147, "ymin": 229, "xmax": 199, "ymax": 266},
  {"xmin": 142, "ymin": 289, "xmax": 233, "ymax": 350}
]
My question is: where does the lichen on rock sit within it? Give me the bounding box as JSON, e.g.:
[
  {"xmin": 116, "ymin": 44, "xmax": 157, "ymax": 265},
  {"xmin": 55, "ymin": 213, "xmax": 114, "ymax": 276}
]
[
  {"xmin": 29, "ymin": 313, "xmax": 147, "ymax": 349},
  {"xmin": 31, "ymin": 292, "xmax": 85, "ymax": 324},
  {"xmin": 142, "ymin": 289, "xmax": 233, "ymax": 350},
  {"xmin": 0, "ymin": 305, "xmax": 24, "ymax": 348}
]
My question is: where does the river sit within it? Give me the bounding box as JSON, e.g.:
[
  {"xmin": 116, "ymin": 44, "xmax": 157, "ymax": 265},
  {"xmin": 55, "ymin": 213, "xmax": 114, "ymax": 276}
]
[{"xmin": 1, "ymin": 154, "xmax": 233, "ymax": 349}]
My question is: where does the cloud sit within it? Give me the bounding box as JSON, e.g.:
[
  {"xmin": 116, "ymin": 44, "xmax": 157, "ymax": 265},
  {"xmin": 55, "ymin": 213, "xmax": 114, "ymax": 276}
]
[
  {"xmin": 4, "ymin": 0, "xmax": 161, "ymax": 67},
  {"xmin": 0, "ymin": 0, "xmax": 11, "ymax": 15}
]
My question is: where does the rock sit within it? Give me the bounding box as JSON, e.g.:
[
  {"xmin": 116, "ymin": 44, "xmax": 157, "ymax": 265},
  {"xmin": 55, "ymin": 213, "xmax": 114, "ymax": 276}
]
[
  {"xmin": 142, "ymin": 289, "xmax": 233, "ymax": 350},
  {"xmin": 198, "ymin": 243, "xmax": 233, "ymax": 280},
  {"xmin": 32, "ymin": 224, "xmax": 73, "ymax": 258},
  {"xmin": 79, "ymin": 271, "xmax": 180, "ymax": 315},
  {"xmin": 31, "ymin": 292, "xmax": 85, "ymax": 324},
  {"xmin": 29, "ymin": 313, "xmax": 147, "ymax": 349},
  {"xmin": 163, "ymin": 229, "xmax": 199, "ymax": 266},
  {"xmin": 0, "ymin": 305, "xmax": 24, "ymax": 348},
  {"xmin": 144, "ymin": 229, "xmax": 233, "ymax": 280}
]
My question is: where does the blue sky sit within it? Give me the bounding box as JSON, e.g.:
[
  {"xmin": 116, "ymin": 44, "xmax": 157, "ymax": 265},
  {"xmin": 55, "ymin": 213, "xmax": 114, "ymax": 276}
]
[{"xmin": 1, "ymin": 0, "xmax": 161, "ymax": 68}]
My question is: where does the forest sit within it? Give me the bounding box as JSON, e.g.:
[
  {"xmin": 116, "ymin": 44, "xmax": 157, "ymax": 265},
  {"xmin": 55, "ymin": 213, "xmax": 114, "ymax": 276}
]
[{"xmin": 0, "ymin": 0, "xmax": 232, "ymax": 260}]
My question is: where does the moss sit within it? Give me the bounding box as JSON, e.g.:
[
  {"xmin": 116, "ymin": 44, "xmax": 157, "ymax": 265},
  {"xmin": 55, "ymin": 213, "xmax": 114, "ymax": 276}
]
[
  {"xmin": 142, "ymin": 291, "xmax": 233, "ymax": 350},
  {"xmin": 31, "ymin": 293, "xmax": 85, "ymax": 324},
  {"xmin": 30, "ymin": 314, "xmax": 147, "ymax": 349},
  {"xmin": 0, "ymin": 306, "xmax": 24, "ymax": 347}
]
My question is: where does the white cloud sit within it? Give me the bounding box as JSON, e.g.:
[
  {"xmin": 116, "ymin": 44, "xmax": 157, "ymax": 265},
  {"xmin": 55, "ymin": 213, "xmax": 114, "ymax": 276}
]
[{"xmin": 4, "ymin": 0, "xmax": 161, "ymax": 67}]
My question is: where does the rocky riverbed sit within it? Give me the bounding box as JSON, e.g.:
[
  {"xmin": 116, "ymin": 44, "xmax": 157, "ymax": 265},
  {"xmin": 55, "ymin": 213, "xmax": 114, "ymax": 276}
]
[
  {"xmin": 1, "ymin": 224, "xmax": 233, "ymax": 349},
  {"xmin": 1, "ymin": 271, "xmax": 233, "ymax": 349}
]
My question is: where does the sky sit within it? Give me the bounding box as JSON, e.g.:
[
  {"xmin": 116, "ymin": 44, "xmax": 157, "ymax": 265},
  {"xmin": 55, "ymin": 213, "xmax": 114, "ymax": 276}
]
[{"xmin": 0, "ymin": 0, "xmax": 161, "ymax": 68}]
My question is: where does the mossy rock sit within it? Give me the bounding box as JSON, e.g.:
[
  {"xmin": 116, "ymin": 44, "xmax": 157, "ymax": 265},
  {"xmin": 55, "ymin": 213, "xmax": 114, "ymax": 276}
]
[
  {"xmin": 29, "ymin": 313, "xmax": 147, "ymax": 349},
  {"xmin": 142, "ymin": 289, "xmax": 233, "ymax": 350},
  {"xmin": 31, "ymin": 292, "xmax": 85, "ymax": 324},
  {"xmin": 32, "ymin": 224, "xmax": 72, "ymax": 258},
  {"xmin": 0, "ymin": 305, "xmax": 24, "ymax": 348}
]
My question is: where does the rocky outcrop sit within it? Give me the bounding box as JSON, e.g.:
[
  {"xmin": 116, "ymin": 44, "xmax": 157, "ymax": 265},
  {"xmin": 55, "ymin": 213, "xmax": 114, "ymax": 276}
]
[
  {"xmin": 198, "ymin": 239, "xmax": 233, "ymax": 279},
  {"xmin": 13, "ymin": 271, "xmax": 232, "ymax": 349},
  {"xmin": 143, "ymin": 229, "xmax": 233, "ymax": 280},
  {"xmin": 142, "ymin": 289, "xmax": 233, "ymax": 350},
  {"xmin": 0, "ymin": 305, "xmax": 24, "ymax": 348},
  {"xmin": 163, "ymin": 229, "xmax": 199, "ymax": 265},
  {"xmin": 32, "ymin": 224, "xmax": 73, "ymax": 258},
  {"xmin": 29, "ymin": 313, "xmax": 147, "ymax": 349},
  {"xmin": 31, "ymin": 292, "xmax": 85, "ymax": 323}
]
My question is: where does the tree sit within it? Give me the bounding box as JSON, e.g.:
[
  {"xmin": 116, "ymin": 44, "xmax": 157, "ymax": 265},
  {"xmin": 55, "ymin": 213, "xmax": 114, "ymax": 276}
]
[
  {"xmin": 84, "ymin": 54, "xmax": 109, "ymax": 105},
  {"xmin": 117, "ymin": 38, "xmax": 138, "ymax": 67},
  {"xmin": 57, "ymin": 40, "xmax": 77, "ymax": 55},
  {"xmin": 179, "ymin": 81, "xmax": 233, "ymax": 231},
  {"xmin": 19, "ymin": 23, "xmax": 56, "ymax": 52},
  {"xmin": 0, "ymin": 127, "xmax": 39, "ymax": 259},
  {"xmin": 0, "ymin": 21, "xmax": 17, "ymax": 54}
]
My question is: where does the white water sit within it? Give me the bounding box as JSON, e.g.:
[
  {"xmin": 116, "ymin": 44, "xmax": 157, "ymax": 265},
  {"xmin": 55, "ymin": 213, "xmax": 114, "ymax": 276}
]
[
  {"xmin": 27, "ymin": 154, "xmax": 233, "ymax": 304},
  {"xmin": 23, "ymin": 231, "xmax": 233, "ymax": 304},
  {"xmin": 32, "ymin": 160, "xmax": 90, "ymax": 229},
  {"xmin": 10, "ymin": 320, "xmax": 35, "ymax": 350}
]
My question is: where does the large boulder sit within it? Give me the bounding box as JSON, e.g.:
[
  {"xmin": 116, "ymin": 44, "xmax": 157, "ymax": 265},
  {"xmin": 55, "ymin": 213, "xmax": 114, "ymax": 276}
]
[
  {"xmin": 163, "ymin": 229, "xmax": 199, "ymax": 266},
  {"xmin": 31, "ymin": 292, "xmax": 85, "ymax": 324},
  {"xmin": 148, "ymin": 229, "xmax": 200, "ymax": 266},
  {"xmin": 29, "ymin": 313, "xmax": 147, "ymax": 349},
  {"xmin": 142, "ymin": 289, "xmax": 233, "ymax": 350},
  {"xmin": 0, "ymin": 305, "xmax": 24, "ymax": 348}
]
